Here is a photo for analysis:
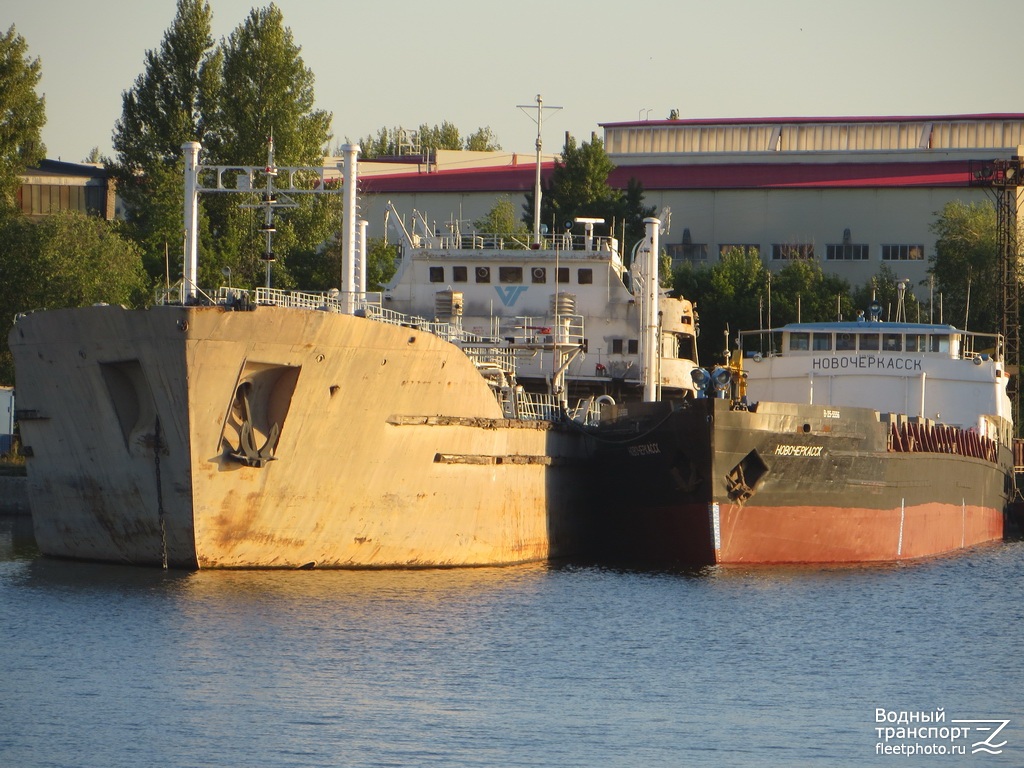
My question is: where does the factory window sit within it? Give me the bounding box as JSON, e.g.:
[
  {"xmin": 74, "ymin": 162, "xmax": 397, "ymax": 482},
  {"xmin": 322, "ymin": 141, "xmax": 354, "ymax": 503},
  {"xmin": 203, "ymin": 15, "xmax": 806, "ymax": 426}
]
[
  {"xmin": 428, "ymin": 266, "xmax": 444, "ymax": 283},
  {"xmin": 826, "ymin": 244, "xmax": 869, "ymax": 260},
  {"xmin": 719, "ymin": 244, "xmax": 760, "ymax": 258},
  {"xmin": 881, "ymin": 244, "xmax": 924, "ymax": 261},
  {"xmin": 772, "ymin": 244, "xmax": 815, "ymax": 260},
  {"xmin": 667, "ymin": 243, "xmax": 709, "ymax": 265},
  {"xmin": 452, "ymin": 266, "xmax": 468, "ymax": 282}
]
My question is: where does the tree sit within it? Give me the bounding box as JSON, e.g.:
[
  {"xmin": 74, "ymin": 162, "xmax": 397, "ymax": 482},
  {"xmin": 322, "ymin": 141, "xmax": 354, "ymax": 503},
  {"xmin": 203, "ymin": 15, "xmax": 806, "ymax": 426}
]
[
  {"xmin": 364, "ymin": 237, "xmax": 398, "ymax": 291},
  {"xmin": 929, "ymin": 200, "xmax": 999, "ymax": 330},
  {"xmin": 465, "ymin": 126, "xmax": 501, "ymax": 152},
  {"xmin": 770, "ymin": 260, "xmax": 852, "ymax": 325},
  {"xmin": 417, "ymin": 122, "xmax": 462, "ymax": 153},
  {"xmin": 673, "ymin": 247, "xmax": 768, "ymax": 364},
  {"xmin": 473, "ymin": 196, "xmax": 529, "ymax": 246},
  {"xmin": 201, "ymin": 4, "xmax": 335, "ymax": 290},
  {"xmin": 110, "ymin": 0, "xmax": 220, "ymax": 280},
  {"xmin": 0, "ymin": 25, "xmax": 46, "ymax": 213},
  {"xmin": 353, "ymin": 124, "xmax": 502, "ymax": 159},
  {"xmin": 524, "ymin": 134, "xmax": 654, "ymax": 256},
  {"xmin": 0, "ymin": 212, "xmax": 148, "ymax": 384},
  {"xmin": 851, "ymin": 264, "xmax": 924, "ymax": 323}
]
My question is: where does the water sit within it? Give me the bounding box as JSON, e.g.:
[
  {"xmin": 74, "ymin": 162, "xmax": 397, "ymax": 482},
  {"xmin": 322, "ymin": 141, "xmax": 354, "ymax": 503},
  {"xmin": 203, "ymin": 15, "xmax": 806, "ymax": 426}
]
[{"xmin": 1, "ymin": 515, "xmax": 1022, "ymax": 768}]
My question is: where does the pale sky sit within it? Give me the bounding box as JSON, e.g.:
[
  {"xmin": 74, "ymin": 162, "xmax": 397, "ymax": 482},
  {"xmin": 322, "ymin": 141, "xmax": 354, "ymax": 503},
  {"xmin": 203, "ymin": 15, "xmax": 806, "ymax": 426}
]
[{"xmin": 8, "ymin": 0, "xmax": 1024, "ymax": 164}]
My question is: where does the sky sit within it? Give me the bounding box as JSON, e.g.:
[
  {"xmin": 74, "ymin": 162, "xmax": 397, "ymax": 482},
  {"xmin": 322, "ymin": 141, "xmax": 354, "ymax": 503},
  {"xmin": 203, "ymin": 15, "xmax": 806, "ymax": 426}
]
[{"xmin": 8, "ymin": 0, "xmax": 1024, "ymax": 164}]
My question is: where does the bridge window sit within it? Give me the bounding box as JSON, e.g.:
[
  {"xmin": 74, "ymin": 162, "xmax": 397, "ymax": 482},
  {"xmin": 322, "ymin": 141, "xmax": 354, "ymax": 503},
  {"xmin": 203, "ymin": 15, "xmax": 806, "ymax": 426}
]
[
  {"xmin": 906, "ymin": 334, "xmax": 925, "ymax": 352},
  {"xmin": 812, "ymin": 333, "xmax": 832, "ymax": 351},
  {"xmin": 428, "ymin": 266, "xmax": 444, "ymax": 283},
  {"xmin": 557, "ymin": 267, "xmax": 569, "ymax": 284},
  {"xmin": 860, "ymin": 333, "xmax": 879, "ymax": 351},
  {"xmin": 499, "ymin": 266, "xmax": 523, "ymax": 284},
  {"xmin": 628, "ymin": 339, "xmax": 639, "ymax": 354},
  {"xmin": 789, "ymin": 332, "xmax": 809, "ymax": 351},
  {"xmin": 531, "ymin": 267, "xmax": 547, "ymax": 284},
  {"xmin": 883, "ymin": 333, "xmax": 902, "ymax": 351},
  {"xmin": 611, "ymin": 339, "xmax": 623, "ymax": 354},
  {"xmin": 475, "ymin": 266, "xmax": 490, "ymax": 283},
  {"xmin": 578, "ymin": 268, "xmax": 593, "ymax": 284},
  {"xmin": 836, "ymin": 333, "xmax": 856, "ymax": 351},
  {"xmin": 452, "ymin": 266, "xmax": 468, "ymax": 282},
  {"xmin": 930, "ymin": 335, "xmax": 950, "ymax": 353}
]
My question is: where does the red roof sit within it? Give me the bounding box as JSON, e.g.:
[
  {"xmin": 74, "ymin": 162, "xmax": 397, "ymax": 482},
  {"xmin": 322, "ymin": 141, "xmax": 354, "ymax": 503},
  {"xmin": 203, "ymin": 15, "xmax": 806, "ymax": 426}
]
[
  {"xmin": 358, "ymin": 159, "xmax": 978, "ymax": 194},
  {"xmin": 609, "ymin": 161, "xmax": 976, "ymax": 190}
]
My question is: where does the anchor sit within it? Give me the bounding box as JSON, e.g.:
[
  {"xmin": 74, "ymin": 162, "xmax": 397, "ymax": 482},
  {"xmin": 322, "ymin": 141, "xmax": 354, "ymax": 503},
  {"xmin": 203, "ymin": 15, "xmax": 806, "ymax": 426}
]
[{"xmin": 227, "ymin": 384, "xmax": 281, "ymax": 468}]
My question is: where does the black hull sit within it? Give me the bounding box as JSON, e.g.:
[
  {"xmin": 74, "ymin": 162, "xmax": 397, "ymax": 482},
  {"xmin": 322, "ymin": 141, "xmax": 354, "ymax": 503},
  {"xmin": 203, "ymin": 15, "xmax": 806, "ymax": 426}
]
[{"xmin": 585, "ymin": 398, "xmax": 1011, "ymax": 565}]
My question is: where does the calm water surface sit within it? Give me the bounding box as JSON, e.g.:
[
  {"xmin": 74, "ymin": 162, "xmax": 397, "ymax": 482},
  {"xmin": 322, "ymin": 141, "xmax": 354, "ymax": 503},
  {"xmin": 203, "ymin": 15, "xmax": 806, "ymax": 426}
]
[{"xmin": 1, "ymin": 515, "xmax": 1022, "ymax": 767}]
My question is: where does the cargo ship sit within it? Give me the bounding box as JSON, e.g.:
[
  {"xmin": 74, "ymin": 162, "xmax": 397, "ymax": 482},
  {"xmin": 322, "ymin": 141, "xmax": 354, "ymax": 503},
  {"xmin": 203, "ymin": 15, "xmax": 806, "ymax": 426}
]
[
  {"xmin": 9, "ymin": 137, "xmax": 708, "ymax": 569},
  {"xmin": 8, "ymin": 141, "xmax": 611, "ymax": 569},
  {"xmin": 584, "ymin": 218, "xmax": 1014, "ymax": 564}
]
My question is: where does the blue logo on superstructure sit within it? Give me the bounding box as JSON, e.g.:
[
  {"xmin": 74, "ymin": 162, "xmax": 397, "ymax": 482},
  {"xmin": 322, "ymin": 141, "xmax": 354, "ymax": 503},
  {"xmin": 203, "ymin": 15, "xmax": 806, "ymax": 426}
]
[{"xmin": 495, "ymin": 285, "xmax": 529, "ymax": 306}]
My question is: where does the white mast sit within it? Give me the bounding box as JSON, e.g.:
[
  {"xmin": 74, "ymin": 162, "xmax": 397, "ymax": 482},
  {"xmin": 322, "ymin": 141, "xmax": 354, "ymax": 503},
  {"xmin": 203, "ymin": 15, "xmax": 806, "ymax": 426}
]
[
  {"xmin": 341, "ymin": 143, "xmax": 361, "ymax": 313},
  {"xmin": 182, "ymin": 141, "xmax": 202, "ymax": 303},
  {"xmin": 641, "ymin": 216, "xmax": 661, "ymax": 402},
  {"xmin": 517, "ymin": 94, "xmax": 561, "ymax": 246}
]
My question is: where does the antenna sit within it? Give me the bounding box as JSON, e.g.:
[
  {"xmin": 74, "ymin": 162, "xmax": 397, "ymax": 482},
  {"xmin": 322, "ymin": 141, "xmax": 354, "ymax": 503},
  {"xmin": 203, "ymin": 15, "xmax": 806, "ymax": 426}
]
[{"xmin": 517, "ymin": 94, "xmax": 562, "ymax": 246}]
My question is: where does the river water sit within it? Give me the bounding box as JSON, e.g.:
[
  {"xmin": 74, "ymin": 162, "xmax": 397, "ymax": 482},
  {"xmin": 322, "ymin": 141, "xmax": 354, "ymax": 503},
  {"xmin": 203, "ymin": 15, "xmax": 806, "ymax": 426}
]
[{"xmin": 1, "ymin": 515, "xmax": 1022, "ymax": 767}]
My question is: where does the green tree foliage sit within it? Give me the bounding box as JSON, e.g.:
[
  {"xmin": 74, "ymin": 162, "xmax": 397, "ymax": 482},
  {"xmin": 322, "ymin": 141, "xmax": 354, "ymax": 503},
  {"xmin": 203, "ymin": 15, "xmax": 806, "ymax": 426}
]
[
  {"xmin": 353, "ymin": 123, "xmax": 502, "ymax": 159},
  {"xmin": 673, "ymin": 250, "xmax": 862, "ymax": 364},
  {"xmin": 364, "ymin": 237, "xmax": 398, "ymax": 291},
  {"xmin": 201, "ymin": 4, "xmax": 335, "ymax": 291},
  {"xmin": 769, "ymin": 259, "xmax": 852, "ymax": 326},
  {"xmin": 111, "ymin": 0, "xmax": 220, "ymax": 280},
  {"xmin": 524, "ymin": 134, "xmax": 654, "ymax": 256},
  {"xmin": 209, "ymin": 5, "xmax": 330, "ymax": 166},
  {"xmin": 673, "ymin": 247, "xmax": 767, "ymax": 364},
  {"xmin": 0, "ymin": 212, "xmax": 148, "ymax": 384},
  {"xmin": 851, "ymin": 263, "xmax": 924, "ymax": 323},
  {"xmin": 0, "ymin": 25, "xmax": 46, "ymax": 212},
  {"xmin": 928, "ymin": 200, "xmax": 998, "ymax": 330},
  {"xmin": 464, "ymin": 126, "xmax": 501, "ymax": 152},
  {"xmin": 473, "ymin": 196, "xmax": 530, "ymax": 246}
]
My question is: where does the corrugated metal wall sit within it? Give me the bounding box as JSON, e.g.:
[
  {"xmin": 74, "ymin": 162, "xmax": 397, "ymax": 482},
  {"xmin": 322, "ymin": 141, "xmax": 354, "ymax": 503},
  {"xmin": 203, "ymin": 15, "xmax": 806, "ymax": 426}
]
[{"xmin": 606, "ymin": 119, "xmax": 1024, "ymax": 155}]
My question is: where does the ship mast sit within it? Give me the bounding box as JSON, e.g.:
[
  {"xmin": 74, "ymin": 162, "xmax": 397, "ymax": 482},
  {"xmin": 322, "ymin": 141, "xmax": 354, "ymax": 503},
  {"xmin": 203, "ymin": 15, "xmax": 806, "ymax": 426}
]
[
  {"xmin": 181, "ymin": 140, "xmax": 359, "ymax": 309},
  {"xmin": 518, "ymin": 94, "xmax": 561, "ymax": 246}
]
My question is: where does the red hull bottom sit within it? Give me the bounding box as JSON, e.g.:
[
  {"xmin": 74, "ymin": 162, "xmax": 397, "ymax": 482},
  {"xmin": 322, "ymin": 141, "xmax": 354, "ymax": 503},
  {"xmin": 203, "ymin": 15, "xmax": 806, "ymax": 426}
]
[{"xmin": 617, "ymin": 500, "xmax": 1004, "ymax": 565}]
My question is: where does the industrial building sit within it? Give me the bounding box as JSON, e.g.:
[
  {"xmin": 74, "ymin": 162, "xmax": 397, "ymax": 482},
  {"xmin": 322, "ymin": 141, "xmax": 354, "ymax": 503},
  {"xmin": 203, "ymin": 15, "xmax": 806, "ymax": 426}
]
[{"xmin": 359, "ymin": 114, "xmax": 1024, "ymax": 294}]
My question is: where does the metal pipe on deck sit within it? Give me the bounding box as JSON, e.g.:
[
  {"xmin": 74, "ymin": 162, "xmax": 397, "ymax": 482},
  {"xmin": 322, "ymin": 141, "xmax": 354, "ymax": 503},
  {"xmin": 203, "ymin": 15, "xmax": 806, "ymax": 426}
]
[
  {"xmin": 642, "ymin": 216, "xmax": 661, "ymax": 402},
  {"xmin": 182, "ymin": 141, "xmax": 202, "ymax": 302},
  {"xmin": 341, "ymin": 143, "xmax": 360, "ymax": 313}
]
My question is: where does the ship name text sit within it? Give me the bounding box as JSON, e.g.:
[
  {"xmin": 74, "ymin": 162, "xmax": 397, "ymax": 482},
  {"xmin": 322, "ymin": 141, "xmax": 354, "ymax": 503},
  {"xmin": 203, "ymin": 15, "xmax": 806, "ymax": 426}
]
[
  {"xmin": 628, "ymin": 442, "xmax": 662, "ymax": 457},
  {"xmin": 812, "ymin": 356, "xmax": 923, "ymax": 371},
  {"xmin": 775, "ymin": 444, "xmax": 824, "ymax": 457}
]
